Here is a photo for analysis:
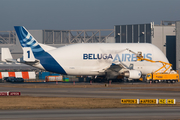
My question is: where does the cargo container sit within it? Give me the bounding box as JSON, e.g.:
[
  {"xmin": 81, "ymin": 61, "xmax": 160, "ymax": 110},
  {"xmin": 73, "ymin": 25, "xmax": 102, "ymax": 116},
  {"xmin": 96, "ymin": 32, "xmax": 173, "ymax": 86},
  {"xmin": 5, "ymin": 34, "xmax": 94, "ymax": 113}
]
[
  {"xmin": 63, "ymin": 78, "xmax": 69, "ymax": 82},
  {"xmin": 39, "ymin": 72, "xmax": 61, "ymax": 80},
  {"xmin": 46, "ymin": 76, "xmax": 63, "ymax": 82},
  {"xmin": 39, "ymin": 72, "xmax": 50, "ymax": 79}
]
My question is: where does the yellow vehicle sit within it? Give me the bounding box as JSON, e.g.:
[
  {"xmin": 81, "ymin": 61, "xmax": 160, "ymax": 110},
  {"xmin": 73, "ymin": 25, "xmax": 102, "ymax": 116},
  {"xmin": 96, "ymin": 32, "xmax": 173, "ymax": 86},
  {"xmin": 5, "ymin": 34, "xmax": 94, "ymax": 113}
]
[
  {"xmin": 127, "ymin": 49, "xmax": 179, "ymax": 83},
  {"xmin": 146, "ymin": 72, "xmax": 179, "ymax": 83}
]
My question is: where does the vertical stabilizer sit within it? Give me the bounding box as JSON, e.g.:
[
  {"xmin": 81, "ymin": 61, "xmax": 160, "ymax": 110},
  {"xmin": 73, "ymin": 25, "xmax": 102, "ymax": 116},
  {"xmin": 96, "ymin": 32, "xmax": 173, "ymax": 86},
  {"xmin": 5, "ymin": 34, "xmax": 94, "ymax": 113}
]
[
  {"xmin": 1, "ymin": 48, "xmax": 13, "ymax": 62},
  {"xmin": 14, "ymin": 26, "xmax": 44, "ymax": 56},
  {"xmin": 14, "ymin": 26, "xmax": 67, "ymax": 74}
]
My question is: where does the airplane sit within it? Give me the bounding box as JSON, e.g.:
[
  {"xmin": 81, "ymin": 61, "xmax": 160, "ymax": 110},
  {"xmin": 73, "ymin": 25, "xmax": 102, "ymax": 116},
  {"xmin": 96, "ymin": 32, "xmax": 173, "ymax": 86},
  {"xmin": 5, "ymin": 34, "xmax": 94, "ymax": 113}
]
[{"xmin": 1, "ymin": 26, "xmax": 171, "ymax": 81}]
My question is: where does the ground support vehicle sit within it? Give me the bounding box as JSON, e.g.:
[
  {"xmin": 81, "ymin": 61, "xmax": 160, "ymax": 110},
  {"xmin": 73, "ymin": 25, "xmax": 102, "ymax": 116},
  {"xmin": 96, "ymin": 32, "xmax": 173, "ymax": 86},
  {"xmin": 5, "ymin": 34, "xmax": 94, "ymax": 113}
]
[
  {"xmin": 146, "ymin": 72, "xmax": 179, "ymax": 83},
  {"xmin": 11, "ymin": 78, "xmax": 24, "ymax": 83},
  {"xmin": 128, "ymin": 50, "xmax": 179, "ymax": 83},
  {"xmin": 6, "ymin": 77, "xmax": 16, "ymax": 82}
]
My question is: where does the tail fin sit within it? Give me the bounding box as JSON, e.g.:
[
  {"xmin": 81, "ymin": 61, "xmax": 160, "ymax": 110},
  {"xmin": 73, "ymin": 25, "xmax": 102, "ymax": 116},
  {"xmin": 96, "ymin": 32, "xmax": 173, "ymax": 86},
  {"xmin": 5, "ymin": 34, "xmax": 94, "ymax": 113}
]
[
  {"xmin": 14, "ymin": 26, "xmax": 66, "ymax": 74},
  {"xmin": 14, "ymin": 26, "xmax": 45, "ymax": 55},
  {"xmin": 1, "ymin": 48, "xmax": 16, "ymax": 62}
]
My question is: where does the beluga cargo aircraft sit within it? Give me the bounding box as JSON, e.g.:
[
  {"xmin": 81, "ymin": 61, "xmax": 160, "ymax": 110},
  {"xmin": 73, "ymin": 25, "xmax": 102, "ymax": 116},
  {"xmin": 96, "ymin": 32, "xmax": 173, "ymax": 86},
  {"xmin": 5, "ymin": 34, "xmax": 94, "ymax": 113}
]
[{"xmin": 1, "ymin": 26, "xmax": 170, "ymax": 81}]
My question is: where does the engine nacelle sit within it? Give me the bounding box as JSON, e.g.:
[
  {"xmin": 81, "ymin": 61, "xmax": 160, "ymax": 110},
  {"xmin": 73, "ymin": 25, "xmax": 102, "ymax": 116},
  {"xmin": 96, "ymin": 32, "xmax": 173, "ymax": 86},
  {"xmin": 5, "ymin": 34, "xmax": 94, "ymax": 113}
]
[{"xmin": 124, "ymin": 70, "xmax": 141, "ymax": 79}]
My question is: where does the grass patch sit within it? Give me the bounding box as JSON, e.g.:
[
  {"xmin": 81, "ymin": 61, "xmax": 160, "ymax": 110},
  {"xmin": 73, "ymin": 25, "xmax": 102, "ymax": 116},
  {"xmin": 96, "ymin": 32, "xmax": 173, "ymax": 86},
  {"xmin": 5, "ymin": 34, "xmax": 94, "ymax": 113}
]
[{"xmin": 0, "ymin": 96, "xmax": 179, "ymax": 110}]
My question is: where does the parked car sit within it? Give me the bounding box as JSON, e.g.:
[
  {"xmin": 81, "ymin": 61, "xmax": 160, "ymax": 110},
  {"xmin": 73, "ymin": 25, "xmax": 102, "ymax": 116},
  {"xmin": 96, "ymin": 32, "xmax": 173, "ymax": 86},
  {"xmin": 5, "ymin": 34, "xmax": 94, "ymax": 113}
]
[
  {"xmin": 6, "ymin": 77, "xmax": 16, "ymax": 82},
  {"xmin": 11, "ymin": 78, "xmax": 24, "ymax": 83},
  {"xmin": 3, "ymin": 77, "xmax": 9, "ymax": 81}
]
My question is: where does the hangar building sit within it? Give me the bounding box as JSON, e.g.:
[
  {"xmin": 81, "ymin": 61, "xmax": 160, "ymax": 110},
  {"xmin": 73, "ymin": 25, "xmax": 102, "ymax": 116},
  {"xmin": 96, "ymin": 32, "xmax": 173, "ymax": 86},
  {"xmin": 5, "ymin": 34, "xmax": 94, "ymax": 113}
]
[{"xmin": 114, "ymin": 21, "xmax": 178, "ymax": 71}]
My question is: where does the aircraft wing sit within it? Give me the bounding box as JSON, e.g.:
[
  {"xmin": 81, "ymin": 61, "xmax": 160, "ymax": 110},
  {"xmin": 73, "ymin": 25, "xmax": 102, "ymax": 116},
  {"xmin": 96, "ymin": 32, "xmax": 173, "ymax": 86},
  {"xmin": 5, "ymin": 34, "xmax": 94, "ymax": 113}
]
[
  {"xmin": 105, "ymin": 62, "xmax": 129, "ymax": 79},
  {"xmin": 91, "ymin": 61, "xmax": 129, "ymax": 79},
  {"xmin": 92, "ymin": 60, "xmax": 140, "ymax": 80}
]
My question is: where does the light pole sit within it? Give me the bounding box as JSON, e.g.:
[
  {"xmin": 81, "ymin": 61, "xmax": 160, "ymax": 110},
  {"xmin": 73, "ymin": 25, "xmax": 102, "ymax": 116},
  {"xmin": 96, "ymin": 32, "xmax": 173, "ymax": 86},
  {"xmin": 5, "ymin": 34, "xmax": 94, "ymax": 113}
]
[{"xmin": 138, "ymin": 32, "xmax": 144, "ymax": 43}]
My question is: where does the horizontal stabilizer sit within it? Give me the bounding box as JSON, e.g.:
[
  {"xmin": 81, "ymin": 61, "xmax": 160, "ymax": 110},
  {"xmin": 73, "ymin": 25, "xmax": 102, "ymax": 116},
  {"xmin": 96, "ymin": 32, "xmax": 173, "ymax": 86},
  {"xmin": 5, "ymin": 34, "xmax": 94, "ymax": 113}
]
[{"xmin": 1, "ymin": 48, "xmax": 14, "ymax": 62}]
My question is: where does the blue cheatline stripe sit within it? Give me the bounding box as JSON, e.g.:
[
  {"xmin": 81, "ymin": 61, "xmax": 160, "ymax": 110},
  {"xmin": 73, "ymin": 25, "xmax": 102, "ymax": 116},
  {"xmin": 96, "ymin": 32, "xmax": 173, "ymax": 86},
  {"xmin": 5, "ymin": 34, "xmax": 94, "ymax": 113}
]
[
  {"xmin": 34, "ymin": 52, "xmax": 67, "ymax": 74},
  {"xmin": 14, "ymin": 26, "xmax": 67, "ymax": 75}
]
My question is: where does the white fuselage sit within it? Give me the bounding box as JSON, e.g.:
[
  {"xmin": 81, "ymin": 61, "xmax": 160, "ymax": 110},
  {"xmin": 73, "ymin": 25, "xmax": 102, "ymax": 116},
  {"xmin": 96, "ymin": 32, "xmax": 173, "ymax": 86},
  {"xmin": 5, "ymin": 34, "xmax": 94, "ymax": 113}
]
[{"xmin": 34, "ymin": 43, "xmax": 169, "ymax": 76}]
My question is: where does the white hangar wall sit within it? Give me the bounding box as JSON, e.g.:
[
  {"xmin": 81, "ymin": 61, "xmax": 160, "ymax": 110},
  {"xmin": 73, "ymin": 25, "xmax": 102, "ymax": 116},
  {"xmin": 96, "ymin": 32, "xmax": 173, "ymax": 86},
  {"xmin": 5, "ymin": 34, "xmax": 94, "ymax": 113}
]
[{"xmin": 151, "ymin": 23, "xmax": 176, "ymax": 55}]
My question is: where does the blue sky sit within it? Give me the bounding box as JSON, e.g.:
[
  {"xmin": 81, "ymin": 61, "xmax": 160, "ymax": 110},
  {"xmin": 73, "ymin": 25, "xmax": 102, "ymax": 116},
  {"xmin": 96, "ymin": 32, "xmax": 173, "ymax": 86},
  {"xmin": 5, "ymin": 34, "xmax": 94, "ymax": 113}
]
[{"xmin": 0, "ymin": 0, "xmax": 180, "ymax": 31}]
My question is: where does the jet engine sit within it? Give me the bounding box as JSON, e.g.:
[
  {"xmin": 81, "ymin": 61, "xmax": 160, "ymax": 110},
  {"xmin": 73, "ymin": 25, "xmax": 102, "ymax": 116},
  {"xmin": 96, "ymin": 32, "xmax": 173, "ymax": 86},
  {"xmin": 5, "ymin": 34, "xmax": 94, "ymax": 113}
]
[{"xmin": 124, "ymin": 70, "xmax": 141, "ymax": 79}]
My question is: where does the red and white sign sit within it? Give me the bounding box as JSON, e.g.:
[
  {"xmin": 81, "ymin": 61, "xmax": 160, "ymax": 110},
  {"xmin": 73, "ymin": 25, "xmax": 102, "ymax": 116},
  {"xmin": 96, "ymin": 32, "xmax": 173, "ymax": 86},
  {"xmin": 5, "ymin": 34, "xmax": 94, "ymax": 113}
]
[
  {"xmin": 9, "ymin": 92, "xmax": 21, "ymax": 96},
  {"xmin": 0, "ymin": 71, "xmax": 36, "ymax": 79},
  {"xmin": 0, "ymin": 91, "xmax": 21, "ymax": 96},
  {"xmin": 0, "ymin": 92, "xmax": 8, "ymax": 96}
]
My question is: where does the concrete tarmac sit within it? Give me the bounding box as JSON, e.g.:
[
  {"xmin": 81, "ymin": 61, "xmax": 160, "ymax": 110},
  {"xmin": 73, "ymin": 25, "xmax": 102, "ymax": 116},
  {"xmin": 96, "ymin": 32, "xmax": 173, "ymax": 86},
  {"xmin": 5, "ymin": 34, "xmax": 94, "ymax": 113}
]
[
  {"xmin": 0, "ymin": 107, "xmax": 180, "ymax": 120},
  {"xmin": 0, "ymin": 83, "xmax": 180, "ymax": 101},
  {"xmin": 0, "ymin": 83, "xmax": 180, "ymax": 119}
]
